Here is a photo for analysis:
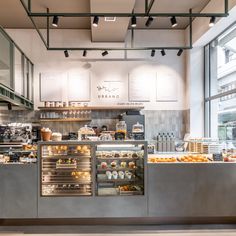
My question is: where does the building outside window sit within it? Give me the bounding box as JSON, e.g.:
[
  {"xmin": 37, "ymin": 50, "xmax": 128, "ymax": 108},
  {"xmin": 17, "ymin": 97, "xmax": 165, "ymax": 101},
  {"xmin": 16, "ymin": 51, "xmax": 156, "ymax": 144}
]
[{"xmin": 204, "ymin": 23, "xmax": 236, "ymax": 147}]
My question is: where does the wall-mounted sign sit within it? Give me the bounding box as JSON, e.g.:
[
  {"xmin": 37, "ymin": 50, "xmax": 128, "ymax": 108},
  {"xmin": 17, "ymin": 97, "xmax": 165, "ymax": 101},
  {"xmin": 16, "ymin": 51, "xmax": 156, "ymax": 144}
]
[
  {"xmin": 40, "ymin": 73, "xmax": 65, "ymax": 101},
  {"xmin": 128, "ymin": 73, "xmax": 151, "ymax": 102},
  {"xmin": 156, "ymin": 74, "xmax": 178, "ymax": 102},
  {"xmin": 67, "ymin": 72, "xmax": 91, "ymax": 102},
  {"xmin": 97, "ymin": 80, "xmax": 123, "ymax": 100}
]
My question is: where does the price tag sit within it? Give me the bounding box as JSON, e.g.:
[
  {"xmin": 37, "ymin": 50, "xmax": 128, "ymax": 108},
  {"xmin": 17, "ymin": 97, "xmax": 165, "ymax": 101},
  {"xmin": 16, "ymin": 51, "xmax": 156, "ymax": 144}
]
[{"xmin": 213, "ymin": 153, "xmax": 223, "ymax": 161}]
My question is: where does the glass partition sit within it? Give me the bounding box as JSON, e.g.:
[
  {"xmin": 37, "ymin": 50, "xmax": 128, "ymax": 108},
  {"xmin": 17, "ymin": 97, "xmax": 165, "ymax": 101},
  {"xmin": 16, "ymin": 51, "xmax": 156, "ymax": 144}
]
[
  {"xmin": 14, "ymin": 46, "xmax": 23, "ymax": 95},
  {"xmin": 0, "ymin": 28, "xmax": 13, "ymax": 89}
]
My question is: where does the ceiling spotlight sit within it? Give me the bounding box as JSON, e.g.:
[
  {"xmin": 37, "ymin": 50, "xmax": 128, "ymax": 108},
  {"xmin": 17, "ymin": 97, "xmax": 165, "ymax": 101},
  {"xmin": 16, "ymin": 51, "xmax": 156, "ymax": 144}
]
[
  {"xmin": 52, "ymin": 16, "xmax": 59, "ymax": 27},
  {"xmin": 93, "ymin": 16, "xmax": 99, "ymax": 27},
  {"xmin": 131, "ymin": 16, "xmax": 137, "ymax": 28},
  {"xmin": 64, "ymin": 50, "xmax": 69, "ymax": 58},
  {"xmin": 170, "ymin": 16, "xmax": 178, "ymax": 28},
  {"xmin": 102, "ymin": 50, "xmax": 108, "ymax": 56},
  {"xmin": 151, "ymin": 49, "xmax": 155, "ymax": 57},
  {"xmin": 145, "ymin": 16, "xmax": 154, "ymax": 27},
  {"xmin": 161, "ymin": 49, "xmax": 166, "ymax": 56},
  {"xmin": 83, "ymin": 50, "xmax": 87, "ymax": 57},
  {"xmin": 209, "ymin": 16, "xmax": 216, "ymax": 27},
  {"xmin": 177, "ymin": 49, "xmax": 183, "ymax": 56}
]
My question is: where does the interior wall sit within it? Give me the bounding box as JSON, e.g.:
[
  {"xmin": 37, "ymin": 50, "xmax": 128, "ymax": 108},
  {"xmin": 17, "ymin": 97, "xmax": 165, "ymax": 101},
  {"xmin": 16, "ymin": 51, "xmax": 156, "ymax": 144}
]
[{"xmin": 6, "ymin": 29, "xmax": 187, "ymax": 110}]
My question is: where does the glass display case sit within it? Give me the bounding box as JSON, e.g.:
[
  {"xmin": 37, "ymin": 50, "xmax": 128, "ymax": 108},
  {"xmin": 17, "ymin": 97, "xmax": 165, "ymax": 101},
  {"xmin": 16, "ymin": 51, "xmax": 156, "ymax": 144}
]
[
  {"xmin": 95, "ymin": 143, "xmax": 145, "ymax": 196},
  {"xmin": 40, "ymin": 142, "xmax": 92, "ymax": 196},
  {"xmin": 39, "ymin": 141, "xmax": 147, "ymax": 197}
]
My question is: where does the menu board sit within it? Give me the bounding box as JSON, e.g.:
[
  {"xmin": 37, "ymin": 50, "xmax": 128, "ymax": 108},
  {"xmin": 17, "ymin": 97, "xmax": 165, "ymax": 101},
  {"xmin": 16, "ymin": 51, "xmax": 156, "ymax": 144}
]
[
  {"xmin": 40, "ymin": 73, "xmax": 65, "ymax": 101},
  {"xmin": 128, "ymin": 74, "xmax": 151, "ymax": 102},
  {"xmin": 67, "ymin": 72, "xmax": 90, "ymax": 101},
  {"xmin": 156, "ymin": 74, "xmax": 178, "ymax": 101}
]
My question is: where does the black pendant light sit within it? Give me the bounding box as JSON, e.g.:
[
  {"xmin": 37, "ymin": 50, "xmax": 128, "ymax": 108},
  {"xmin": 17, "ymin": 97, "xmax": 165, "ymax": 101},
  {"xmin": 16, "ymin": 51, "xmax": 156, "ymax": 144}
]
[
  {"xmin": 131, "ymin": 15, "xmax": 137, "ymax": 27},
  {"xmin": 83, "ymin": 50, "xmax": 87, "ymax": 57},
  {"xmin": 177, "ymin": 49, "xmax": 183, "ymax": 56},
  {"xmin": 170, "ymin": 16, "xmax": 177, "ymax": 27},
  {"xmin": 102, "ymin": 50, "xmax": 108, "ymax": 56},
  {"xmin": 161, "ymin": 49, "xmax": 166, "ymax": 56},
  {"xmin": 64, "ymin": 50, "xmax": 69, "ymax": 58},
  {"xmin": 151, "ymin": 49, "xmax": 155, "ymax": 57},
  {"xmin": 145, "ymin": 16, "xmax": 154, "ymax": 27},
  {"xmin": 209, "ymin": 16, "xmax": 216, "ymax": 27},
  {"xmin": 93, "ymin": 16, "xmax": 99, "ymax": 27},
  {"xmin": 52, "ymin": 16, "xmax": 59, "ymax": 27}
]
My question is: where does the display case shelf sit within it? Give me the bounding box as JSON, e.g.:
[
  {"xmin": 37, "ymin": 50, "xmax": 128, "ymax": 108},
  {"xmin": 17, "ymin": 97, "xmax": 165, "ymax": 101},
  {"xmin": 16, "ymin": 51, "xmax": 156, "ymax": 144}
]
[{"xmin": 97, "ymin": 168, "xmax": 137, "ymax": 172}]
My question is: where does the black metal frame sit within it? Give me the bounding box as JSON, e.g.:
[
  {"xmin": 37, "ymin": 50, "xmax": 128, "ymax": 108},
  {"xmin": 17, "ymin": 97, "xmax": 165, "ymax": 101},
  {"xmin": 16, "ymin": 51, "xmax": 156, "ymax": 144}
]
[{"xmin": 20, "ymin": 0, "xmax": 229, "ymax": 52}]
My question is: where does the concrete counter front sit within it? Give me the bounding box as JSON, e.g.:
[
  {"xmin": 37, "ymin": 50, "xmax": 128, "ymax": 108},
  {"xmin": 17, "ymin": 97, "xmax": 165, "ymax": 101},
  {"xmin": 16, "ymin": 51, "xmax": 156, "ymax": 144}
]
[
  {"xmin": 0, "ymin": 164, "xmax": 37, "ymax": 219},
  {"xmin": 148, "ymin": 163, "xmax": 236, "ymax": 218},
  {"xmin": 1, "ymin": 156, "xmax": 236, "ymax": 222}
]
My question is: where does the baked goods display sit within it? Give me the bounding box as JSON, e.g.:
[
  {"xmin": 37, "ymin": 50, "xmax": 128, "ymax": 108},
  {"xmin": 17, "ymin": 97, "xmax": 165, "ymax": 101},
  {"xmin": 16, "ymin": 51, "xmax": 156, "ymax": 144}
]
[
  {"xmin": 41, "ymin": 144, "xmax": 92, "ymax": 196},
  {"xmin": 51, "ymin": 132, "xmax": 62, "ymax": 141},
  {"xmin": 96, "ymin": 144, "xmax": 144, "ymax": 196},
  {"xmin": 118, "ymin": 185, "xmax": 143, "ymax": 195},
  {"xmin": 178, "ymin": 155, "xmax": 209, "ymax": 162},
  {"xmin": 149, "ymin": 157, "xmax": 177, "ymax": 163},
  {"xmin": 148, "ymin": 154, "xmax": 211, "ymax": 163},
  {"xmin": 96, "ymin": 150, "xmax": 143, "ymax": 159}
]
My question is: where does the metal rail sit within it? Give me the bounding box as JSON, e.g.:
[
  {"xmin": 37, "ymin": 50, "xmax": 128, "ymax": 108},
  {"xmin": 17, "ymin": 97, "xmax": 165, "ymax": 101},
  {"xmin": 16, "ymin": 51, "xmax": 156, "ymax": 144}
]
[{"xmin": 19, "ymin": 0, "xmax": 229, "ymax": 53}]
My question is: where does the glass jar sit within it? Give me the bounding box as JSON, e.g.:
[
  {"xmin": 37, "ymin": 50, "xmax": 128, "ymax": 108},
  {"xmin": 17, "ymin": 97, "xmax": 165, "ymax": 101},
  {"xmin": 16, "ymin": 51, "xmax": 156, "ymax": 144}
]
[{"xmin": 132, "ymin": 122, "xmax": 144, "ymax": 133}]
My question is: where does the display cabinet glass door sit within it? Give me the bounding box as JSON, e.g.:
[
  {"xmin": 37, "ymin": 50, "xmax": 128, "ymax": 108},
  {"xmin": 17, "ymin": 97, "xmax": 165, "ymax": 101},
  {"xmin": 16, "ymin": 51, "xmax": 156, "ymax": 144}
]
[
  {"xmin": 41, "ymin": 144, "xmax": 92, "ymax": 196},
  {"xmin": 95, "ymin": 143, "xmax": 145, "ymax": 196}
]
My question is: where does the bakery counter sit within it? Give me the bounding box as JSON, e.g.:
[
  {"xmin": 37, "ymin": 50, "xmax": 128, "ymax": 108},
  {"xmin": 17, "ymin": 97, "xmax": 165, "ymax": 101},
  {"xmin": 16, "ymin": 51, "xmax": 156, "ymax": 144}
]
[
  {"xmin": 148, "ymin": 162, "xmax": 236, "ymax": 218},
  {"xmin": 0, "ymin": 164, "xmax": 37, "ymax": 218}
]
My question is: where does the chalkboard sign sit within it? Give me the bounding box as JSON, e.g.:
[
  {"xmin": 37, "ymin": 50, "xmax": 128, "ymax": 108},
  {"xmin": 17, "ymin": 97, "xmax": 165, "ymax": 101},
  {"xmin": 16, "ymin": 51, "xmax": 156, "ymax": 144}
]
[{"xmin": 213, "ymin": 153, "xmax": 223, "ymax": 162}]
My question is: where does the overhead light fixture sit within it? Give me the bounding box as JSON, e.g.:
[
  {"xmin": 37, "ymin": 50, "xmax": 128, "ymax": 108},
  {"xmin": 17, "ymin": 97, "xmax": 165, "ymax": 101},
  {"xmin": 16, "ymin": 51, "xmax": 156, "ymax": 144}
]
[
  {"xmin": 170, "ymin": 16, "xmax": 177, "ymax": 28},
  {"xmin": 64, "ymin": 50, "xmax": 69, "ymax": 58},
  {"xmin": 161, "ymin": 49, "xmax": 166, "ymax": 56},
  {"xmin": 177, "ymin": 49, "xmax": 183, "ymax": 56},
  {"xmin": 102, "ymin": 50, "xmax": 108, "ymax": 56},
  {"xmin": 209, "ymin": 16, "xmax": 216, "ymax": 27},
  {"xmin": 52, "ymin": 16, "xmax": 59, "ymax": 27},
  {"xmin": 131, "ymin": 16, "xmax": 137, "ymax": 28},
  {"xmin": 151, "ymin": 49, "xmax": 155, "ymax": 57},
  {"xmin": 145, "ymin": 16, "xmax": 154, "ymax": 27},
  {"xmin": 83, "ymin": 50, "xmax": 87, "ymax": 57},
  {"xmin": 93, "ymin": 16, "xmax": 99, "ymax": 27}
]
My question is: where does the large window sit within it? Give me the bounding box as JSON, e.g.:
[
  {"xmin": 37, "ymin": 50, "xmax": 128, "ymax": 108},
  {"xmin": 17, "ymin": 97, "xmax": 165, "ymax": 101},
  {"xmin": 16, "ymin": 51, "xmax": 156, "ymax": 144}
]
[{"xmin": 205, "ymin": 23, "xmax": 236, "ymax": 142}]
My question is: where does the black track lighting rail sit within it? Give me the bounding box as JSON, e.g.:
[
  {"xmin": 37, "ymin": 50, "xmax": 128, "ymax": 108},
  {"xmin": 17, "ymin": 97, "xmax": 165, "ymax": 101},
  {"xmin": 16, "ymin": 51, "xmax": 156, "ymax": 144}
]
[
  {"xmin": 24, "ymin": 0, "xmax": 229, "ymax": 18},
  {"xmin": 20, "ymin": 0, "xmax": 228, "ymax": 54}
]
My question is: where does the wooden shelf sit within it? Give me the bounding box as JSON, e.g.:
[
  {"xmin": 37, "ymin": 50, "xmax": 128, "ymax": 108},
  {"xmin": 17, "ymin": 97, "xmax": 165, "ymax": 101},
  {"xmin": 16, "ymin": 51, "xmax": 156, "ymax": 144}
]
[
  {"xmin": 39, "ymin": 118, "xmax": 91, "ymax": 122},
  {"xmin": 38, "ymin": 106, "xmax": 144, "ymax": 111}
]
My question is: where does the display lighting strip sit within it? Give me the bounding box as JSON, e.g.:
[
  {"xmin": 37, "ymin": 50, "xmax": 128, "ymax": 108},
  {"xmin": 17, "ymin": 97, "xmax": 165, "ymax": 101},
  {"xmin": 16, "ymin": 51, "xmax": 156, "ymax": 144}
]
[{"xmin": 20, "ymin": 0, "xmax": 229, "ymax": 55}]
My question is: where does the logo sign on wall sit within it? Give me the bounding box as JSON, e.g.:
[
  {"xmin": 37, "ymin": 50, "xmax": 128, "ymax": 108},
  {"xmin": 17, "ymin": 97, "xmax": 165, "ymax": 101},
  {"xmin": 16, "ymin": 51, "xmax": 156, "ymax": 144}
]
[{"xmin": 97, "ymin": 80, "xmax": 123, "ymax": 100}]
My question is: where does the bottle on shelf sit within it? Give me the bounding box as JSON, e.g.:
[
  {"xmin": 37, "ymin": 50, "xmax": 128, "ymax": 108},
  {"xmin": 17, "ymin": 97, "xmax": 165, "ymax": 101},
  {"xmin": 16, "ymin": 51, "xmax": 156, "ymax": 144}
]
[
  {"xmin": 162, "ymin": 133, "xmax": 167, "ymax": 152},
  {"xmin": 157, "ymin": 133, "xmax": 162, "ymax": 152},
  {"xmin": 166, "ymin": 133, "xmax": 171, "ymax": 152}
]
